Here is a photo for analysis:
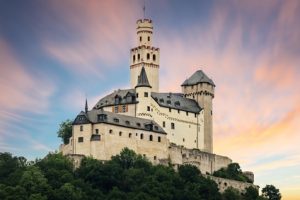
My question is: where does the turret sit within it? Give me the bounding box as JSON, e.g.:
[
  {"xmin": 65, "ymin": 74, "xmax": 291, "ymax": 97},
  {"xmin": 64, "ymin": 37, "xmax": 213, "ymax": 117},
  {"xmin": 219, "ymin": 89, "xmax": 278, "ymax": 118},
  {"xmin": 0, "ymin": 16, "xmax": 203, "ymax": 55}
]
[
  {"xmin": 130, "ymin": 19, "xmax": 160, "ymax": 92},
  {"xmin": 181, "ymin": 70, "xmax": 215, "ymax": 153},
  {"xmin": 135, "ymin": 66, "xmax": 152, "ymax": 120}
]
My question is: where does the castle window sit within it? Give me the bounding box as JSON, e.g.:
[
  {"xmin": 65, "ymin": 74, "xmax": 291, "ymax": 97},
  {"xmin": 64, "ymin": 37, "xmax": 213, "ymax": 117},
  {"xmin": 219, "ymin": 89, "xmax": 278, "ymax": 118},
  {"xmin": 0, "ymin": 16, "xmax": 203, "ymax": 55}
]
[
  {"xmin": 136, "ymin": 93, "xmax": 139, "ymax": 98},
  {"xmin": 158, "ymin": 136, "xmax": 161, "ymax": 142},
  {"xmin": 154, "ymin": 156, "xmax": 157, "ymax": 160},
  {"xmin": 98, "ymin": 114, "xmax": 107, "ymax": 121},
  {"xmin": 114, "ymin": 106, "xmax": 119, "ymax": 113},
  {"xmin": 211, "ymin": 110, "xmax": 213, "ymax": 115},
  {"xmin": 138, "ymin": 54, "xmax": 140, "ymax": 60},
  {"xmin": 167, "ymin": 100, "xmax": 171, "ymax": 105},
  {"xmin": 144, "ymin": 92, "xmax": 148, "ymax": 97},
  {"xmin": 122, "ymin": 105, "xmax": 126, "ymax": 112},
  {"xmin": 136, "ymin": 123, "xmax": 141, "ymax": 127},
  {"xmin": 125, "ymin": 120, "xmax": 130, "ymax": 125},
  {"xmin": 195, "ymin": 113, "xmax": 197, "ymax": 118},
  {"xmin": 147, "ymin": 106, "xmax": 150, "ymax": 111},
  {"xmin": 80, "ymin": 125, "xmax": 83, "ymax": 131},
  {"xmin": 133, "ymin": 55, "xmax": 135, "ymax": 62},
  {"xmin": 129, "ymin": 133, "xmax": 132, "ymax": 138},
  {"xmin": 109, "ymin": 129, "xmax": 113, "ymax": 134},
  {"xmin": 149, "ymin": 135, "xmax": 153, "ymax": 141},
  {"xmin": 162, "ymin": 121, "xmax": 165, "ymax": 128},
  {"xmin": 169, "ymin": 108, "xmax": 171, "ymax": 112},
  {"xmin": 78, "ymin": 137, "xmax": 84, "ymax": 143},
  {"xmin": 140, "ymin": 134, "xmax": 144, "ymax": 140},
  {"xmin": 191, "ymin": 85, "xmax": 194, "ymax": 89},
  {"xmin": 113, "ymin": 118, "xmax": 119, "ymax": 123},
  {"xmin": 119, "ymin": 131, "xmax": 122, "ymax": 136},
  {"xmin": 95, "ymin": 129, "xmax": 99, "ymax": 134},
  {"xmin": 148, "ymin": 36, "xmax": 150, "ymax": 41},
  {"xmin": 171, "ymin": 123, "xmax": 175, "ymax": 129},
  {"xmin": 175, "ymin": 101, "xmax": 180, "ymax": 107},
  {"xmin": 154, "ymin": 126, "xmax": 158, "ymax": 130},
  {"xmin": 159, "ymin": 98, "xmax": 164, "ymax": 103},
  {"xmin": 91, "ymin": 134, "xmax": 100, "ymax": 141},
  {"xmin": 140, "ymin": 36, "xmax": 142, "ymax": 42},
  {"xmin": 153, "ymin": 54, "xmax": 156, "ymax": 61},
  {"xmin": 183, "ymin": 138, "xmax": 185, "ymax": 142},
  {"xmin": 178, "ymin": 110, "xmax": 180, "ymax": 114},
  {"xmin": 147, "ymin": 53, "xmax": 150, "ymax": 60},
  {"xmin": 186, "ymin": 111, "xmax": 189, "ymax": 116}
]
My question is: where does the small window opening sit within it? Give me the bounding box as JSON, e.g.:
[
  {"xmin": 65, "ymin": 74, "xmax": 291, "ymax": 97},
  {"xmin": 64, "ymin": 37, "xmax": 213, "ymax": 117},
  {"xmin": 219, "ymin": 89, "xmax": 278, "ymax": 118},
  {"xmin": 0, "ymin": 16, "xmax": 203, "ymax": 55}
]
[
  {"xmin": 138, "ymin": 54, "xmax": 140, "ymax": 60},
  {"xmin": 95, "ymin": 129, "xmax": 99, "ymax": 134},
  {"xmin": 158, "ymin": 136, "xmax": 161, "ymax": 142},
  {"xmin": 144, "ymin": 92, "xmax": 148, "ymax": 97},
  {"xmin": 109, "ymin": 129, "xmax": 113, "ymax": 134},
  {"xmin": 129, "ymin": 133, "xmax": 132, "ymax": 138},
  {"xmin": 140, "ymin": 134, "xmax": 144, "ymax": 140},
  {"xmin": 147, "ymin": 106, "xmax": 150, "ymax": 111},
  {"xmin": 154, "ymin": 156, "xmax": 157, "ymax": 160},
  {"xmin": 80, "ymin": 125, "xmax": 83, "ymax": 131},
  {"xmin": 147, "ymin": 53, "xmax": 150, "ymax": 60},
  {"xmin": 140, "ymin": 36, "xmax": 142, "ymax": 42},
  {"xmin": 78, "ymin": 137, "xmax": 83, "ymax": 143},
  {"xmin": 162, "ymin": 121, "xmax": 165, "ymax": 128},
  {"xmin": 148, "ymin": 36, "xmax": 150, "ymax": 41},
  {"xmin": 171, "ymin": 123, "xmax": 175, "ymax": 129},
  {"xmin": 119, "ymin": 131, "xmax": 122, "ymax": 136},
  {"xmin": 149, "ymin": 135, "xmax": 153, "ymax": 141},
  {"xmin": 133, "ymin": 55, "xmax": 136, "ymax": 62},
  {"xmin": 153, "ymin": 54, "xmax": 156, "ymax": 61}
]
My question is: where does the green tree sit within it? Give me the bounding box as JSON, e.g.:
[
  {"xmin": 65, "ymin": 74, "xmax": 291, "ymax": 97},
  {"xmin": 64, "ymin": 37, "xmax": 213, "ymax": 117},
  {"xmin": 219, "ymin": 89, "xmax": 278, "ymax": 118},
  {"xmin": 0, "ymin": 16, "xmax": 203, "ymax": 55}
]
[
  {"xmin": 178, "ymin": 164, "xmax": 201, "ymax": 183},
  {"xmin": 243, "ymin": 186, "xmax": 259, "ymax": 200},
  {"xmin": 213, "ymin": 163, "xmax": 252, "ymax": 183},
  {"xmin": 222, "ymin": 187, "xmax": 242, "ymax": 200},
  {"xmin": 57, "ymin": 119, "xmax": 73, "ymax": 144},
  {"xmin": 261, "ymin": 185, "xmax": 281, "ymax": 200}
]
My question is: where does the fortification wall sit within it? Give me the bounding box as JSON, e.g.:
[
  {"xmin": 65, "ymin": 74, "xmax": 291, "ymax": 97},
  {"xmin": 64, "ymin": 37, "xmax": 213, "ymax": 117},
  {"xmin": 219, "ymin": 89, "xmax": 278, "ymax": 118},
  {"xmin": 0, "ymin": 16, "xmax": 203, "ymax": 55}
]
[
  {"xmin": 205, "ymin": 175, "xmax": 259, "ymax": 193},
  {"xmin": 168, "ymin": 144, "xmax": 232, "ymax": 174}
]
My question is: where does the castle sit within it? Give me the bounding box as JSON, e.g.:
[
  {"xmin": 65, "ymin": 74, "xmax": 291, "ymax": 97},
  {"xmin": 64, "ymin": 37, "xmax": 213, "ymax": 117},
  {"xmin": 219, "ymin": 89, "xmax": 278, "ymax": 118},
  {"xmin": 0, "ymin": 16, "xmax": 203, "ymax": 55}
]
[{"xmin": 60, "ymin": 18, "xmax": 255, "ymax": 192}]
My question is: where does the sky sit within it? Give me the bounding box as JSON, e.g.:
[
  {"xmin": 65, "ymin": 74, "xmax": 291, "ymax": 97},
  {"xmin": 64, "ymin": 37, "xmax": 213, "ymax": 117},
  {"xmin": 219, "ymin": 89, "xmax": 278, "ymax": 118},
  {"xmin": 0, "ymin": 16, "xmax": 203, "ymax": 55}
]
[{"xmin": 0, "ymin": 0, "xmax": 299, "ymax": 199}]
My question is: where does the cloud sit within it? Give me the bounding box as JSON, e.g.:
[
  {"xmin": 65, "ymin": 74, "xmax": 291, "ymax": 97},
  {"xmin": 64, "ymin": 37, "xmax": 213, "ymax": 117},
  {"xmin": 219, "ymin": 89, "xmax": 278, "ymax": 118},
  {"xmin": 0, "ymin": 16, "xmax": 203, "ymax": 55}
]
[{"xmin": 44, "ymin": 0, "xmax": 141, "ymax": 78}]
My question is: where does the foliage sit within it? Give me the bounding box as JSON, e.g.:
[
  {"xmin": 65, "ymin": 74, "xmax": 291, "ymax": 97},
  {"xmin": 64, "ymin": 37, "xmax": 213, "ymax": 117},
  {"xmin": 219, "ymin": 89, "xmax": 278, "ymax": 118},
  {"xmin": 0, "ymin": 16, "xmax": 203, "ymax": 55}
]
[
  {"xmin": 261, "ymin": 185, "xmax": 281, "ymax": 200},
  {"xmin": 57, "ymin": 119, "xmax": 73, "ymax": 144},
  {"xmin": 243, "ymin": 186, "xmax": 259, "ymax": 200},
  {"xmin": 0, "ymin": 149, "xmax": 280, "ymax": 200},
  {"xmin": 213, "ymin": 163, "xmax": 253, "ymax": 183},
  {"xmin": 223, "ymin": 187, "xmax": 242, "ymax": 200}
]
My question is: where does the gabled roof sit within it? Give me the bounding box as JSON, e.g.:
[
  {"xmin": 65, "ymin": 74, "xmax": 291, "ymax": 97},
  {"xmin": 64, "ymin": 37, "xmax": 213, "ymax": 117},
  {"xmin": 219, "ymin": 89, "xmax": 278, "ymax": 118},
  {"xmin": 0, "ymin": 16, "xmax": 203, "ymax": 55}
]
[
  {"xmin": 151, "ymin": 92, "xmax": 202, "ymax": 113},
  {"xmin": 73, "ymin": 109, "xmax": 166, "ymax": 134},
  {"xmin": 136, "ymin": 67, "xmax": 151, "ymax": 88},
  {"xmin": 181, "ymin": 70, "xmax": 215, "ymax": 87},
  {"xmin": 93, "ymin": 89, "xmax": 137, "ymax": 109}
]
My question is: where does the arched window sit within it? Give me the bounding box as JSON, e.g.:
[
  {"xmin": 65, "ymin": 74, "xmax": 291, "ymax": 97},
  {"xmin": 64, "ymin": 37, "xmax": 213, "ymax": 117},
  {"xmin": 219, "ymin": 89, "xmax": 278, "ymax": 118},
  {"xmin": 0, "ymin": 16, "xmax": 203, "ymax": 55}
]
[
  {"xmin": 158, "ymin": 136, "xmax": 161, "ymax": 142},
  {"xmin": 129, "ymin": 133, "xmax": 132, "ymax": 138},
  {"xmin": 153, "ymin": 54, "xmax": 156, "ymax": 61},
  {"xmin": 149, "ymin": 135, "xmax": 153, "ymax": 141},
  {"xmin": 140, "ymin": 133, "xmax": 143, "ymax": 140},
  {"xmin": 133, "ymin": 55, "xmax": 135, "ymax": 62},
  {"xmin": 148, "ymin": 36, "xmax": 150, "ymax": 41},
  {"xmin": 138, "ymin": 54, "xmax": 140, "ymax": 60},
  {"xmin": 140, "ymin": 36, "xmax": 142, "ymax": 42},
  {"xmin": 147, "ymin": 53, "xmax": 150, "ymax": 60}
]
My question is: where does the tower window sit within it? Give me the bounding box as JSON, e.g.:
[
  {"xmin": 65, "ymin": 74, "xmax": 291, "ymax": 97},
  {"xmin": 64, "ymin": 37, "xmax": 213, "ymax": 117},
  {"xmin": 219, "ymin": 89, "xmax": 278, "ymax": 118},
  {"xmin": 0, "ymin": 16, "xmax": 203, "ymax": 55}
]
[
  {"xmin": 129, "ymin": 133, "xmax": 132, "ymax": 138},
  {"xmin": 148, "ymin": 36, "xmax": 150, "ymax": 41},
  {"xmin": 122, "ymin": 105, "xmax": 126, "ymax": 112},
  {"xmin": 78, "ymin": 137, "xmax": 84, "ymax": 143},
  {"xmin": 147, "ymin": 53, "xmax": 150, "ymax": 60},
  {"xmin": 153, "ymin": 54, "xmax": 156, "ymax": 61},
  {"xmin": 147, "ymin": 106, "xmax": 150, "ymax": 111},
  {"xmin": 95, "ymin": 129, "xmax": 99, "ymax": 134},
  {"xmin": 149, "ymin": 135, "xmax": 153, "ymax": 141},
  {"xmin": 133, "ymin": 55, "xmax": 135, "ymax": 62},
  {"xmin": 140, "ymin": 36, "xmax": 142, "ymax": 42},
  {"xmin": 171, "ymin": 123, "xmax": 175, "ymax": 129},
  {"xmin": 158, "ymin": 136, "xmax": 161, "ymax": 142},
  {"xmin": 140, "ymin": 134, "xmax": 144, "ymax": 140},
  {"xmin": 138, "ymin": 54, "xmax": 140, "ymax": 60},
  {"xmin": 183, "ymin": 138, "xmax": 185, "ymax": 142},
  {"xmin": 144, "ymin": 92, "xmax": 148, "ymax": 97},
  {"xmin": 186, "ymin": 111, "xmax": 189, "ymax": 116},
  {"xmin": 162, "ymin": 121, "xmax": 165, "ymax": 128},
  {"xmin": 119, "ymin": 131, "xmax": 122, "ymax": 136},
  {"xmin": 80, "ymin": 125, "xmax": 83, "ymax": 131},
  {"xmin": 109, "ymin": 129, "xmax": 113, "ymax": 134}
]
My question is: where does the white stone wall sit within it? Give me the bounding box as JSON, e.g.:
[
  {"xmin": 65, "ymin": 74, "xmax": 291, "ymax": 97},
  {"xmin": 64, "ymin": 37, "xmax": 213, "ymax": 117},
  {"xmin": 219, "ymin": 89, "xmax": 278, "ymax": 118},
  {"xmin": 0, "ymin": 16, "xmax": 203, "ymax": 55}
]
[
  {"xmin": 135, "ymin": 87, "xmax": 205, "ymax": 150},
  {"xmin": 64, "ymin": 122, "xmax": 169, "ymax": 163}
]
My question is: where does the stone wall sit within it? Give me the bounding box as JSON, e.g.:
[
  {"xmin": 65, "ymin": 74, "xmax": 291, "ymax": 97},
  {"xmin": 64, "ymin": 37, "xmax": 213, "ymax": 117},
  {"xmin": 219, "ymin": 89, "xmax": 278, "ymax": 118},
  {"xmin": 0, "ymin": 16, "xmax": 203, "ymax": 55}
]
[{"xmin": 205, "ymin": 175, "xmax": 259, "ymax": 193}]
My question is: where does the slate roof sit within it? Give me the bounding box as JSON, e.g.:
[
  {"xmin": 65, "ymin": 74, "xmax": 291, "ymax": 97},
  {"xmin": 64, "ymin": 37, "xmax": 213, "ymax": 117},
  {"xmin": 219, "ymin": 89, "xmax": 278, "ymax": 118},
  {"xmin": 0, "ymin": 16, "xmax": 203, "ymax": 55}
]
[
  {"xmin": 136, "ymin": 66, "xmax": 151, "ymax": 88},
  {"xmin": 181, "ymin": 70, "xmax": 215, "ymax": 87},
  {"xmin": 73, "ymin": 109, "xmax": 166, "ymax": 134},
  {"xmin": 151, "ymin": 92, "xmax": 201, "ymax": 113},
  {"xmin": 93, "ymin": 89, "xmax": 137, "ymax": 109}
]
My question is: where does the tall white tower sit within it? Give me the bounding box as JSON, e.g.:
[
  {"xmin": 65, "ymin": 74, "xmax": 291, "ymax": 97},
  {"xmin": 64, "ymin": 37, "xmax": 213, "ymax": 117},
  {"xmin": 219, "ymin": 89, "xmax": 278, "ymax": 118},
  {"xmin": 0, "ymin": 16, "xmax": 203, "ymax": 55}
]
[{"xmin": 130, "ymin": 19, "xmax": 160, "ymax": 92}]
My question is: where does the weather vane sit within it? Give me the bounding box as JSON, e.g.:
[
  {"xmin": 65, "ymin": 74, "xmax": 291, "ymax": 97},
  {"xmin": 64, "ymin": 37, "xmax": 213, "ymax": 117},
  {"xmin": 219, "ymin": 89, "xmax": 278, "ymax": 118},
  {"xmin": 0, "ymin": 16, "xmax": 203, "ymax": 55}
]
[{"xmin": 143, "ymin": 0, "xmax": 146, "ymax": 18}]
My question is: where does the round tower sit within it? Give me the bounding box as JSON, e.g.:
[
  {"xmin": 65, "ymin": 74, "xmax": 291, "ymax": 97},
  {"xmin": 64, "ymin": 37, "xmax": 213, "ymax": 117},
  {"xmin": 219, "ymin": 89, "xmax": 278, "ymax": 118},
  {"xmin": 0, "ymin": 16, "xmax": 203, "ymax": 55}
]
[
  {"xmin": 130, "ymin": 19, "xmax": 160, "ymax": 92},
  {"xmin": 181, "ymin": 70, "xmax": 215, "ymax": 153}
]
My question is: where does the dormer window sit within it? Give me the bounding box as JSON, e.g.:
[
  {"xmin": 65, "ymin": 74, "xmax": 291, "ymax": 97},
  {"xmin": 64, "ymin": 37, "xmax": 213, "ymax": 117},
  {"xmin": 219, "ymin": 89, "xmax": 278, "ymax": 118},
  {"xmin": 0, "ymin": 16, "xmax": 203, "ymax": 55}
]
[
  {"xmin": 125, "ymin": 120, "xmax": 130, "ymax": 125},
  {"xmin": 113, "ymin": 118, "xmax": 119, "ymax": 123},
  {"xmin": 167, "ymin": 100, "xmax": 171, "ymax": 105},
  {"xmin": 175, "ymin": 101, "xmax": 180, "ymax": 107},
  {"xmin": 159, "ymin": 98, "xmax": 164, "ymax": 103},
  {"xmin": 97, "ymin": 114, "xmax": 107, "ymax": 121},
  {"xmin": 136, "ymin": 123, "xmax": 141, "ymax": 127}
]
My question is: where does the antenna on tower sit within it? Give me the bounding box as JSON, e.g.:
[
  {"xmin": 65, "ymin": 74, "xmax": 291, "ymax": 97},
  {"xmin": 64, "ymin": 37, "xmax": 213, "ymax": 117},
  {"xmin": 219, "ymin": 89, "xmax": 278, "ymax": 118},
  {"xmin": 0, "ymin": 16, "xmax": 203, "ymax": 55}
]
[{"xmin": 143, "ymin": 0, "xmax": 146, "ymax": 19}]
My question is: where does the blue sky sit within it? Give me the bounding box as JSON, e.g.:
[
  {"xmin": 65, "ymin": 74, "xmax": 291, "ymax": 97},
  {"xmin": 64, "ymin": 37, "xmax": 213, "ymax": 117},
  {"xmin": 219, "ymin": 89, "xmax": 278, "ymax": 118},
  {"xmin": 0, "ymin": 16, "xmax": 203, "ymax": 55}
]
[{"xmin": 0, "ymin": 0, "xmax": 300, "ymax": 199}]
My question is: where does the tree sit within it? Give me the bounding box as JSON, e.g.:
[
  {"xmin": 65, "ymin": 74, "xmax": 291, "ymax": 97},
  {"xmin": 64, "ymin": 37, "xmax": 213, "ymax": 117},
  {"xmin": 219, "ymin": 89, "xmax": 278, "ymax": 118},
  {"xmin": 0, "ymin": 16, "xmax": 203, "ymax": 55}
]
[
  {"xmin": 178, "ymin": 164, "xmax": 201, "ymax": 183},
  {"xmin": 57, "ymin": 119, "xmax": 73, "ymax": 144},
  {"xmin": 222, "ymin": 187, "xmax": 242, "ymax": 200},
  {"xmin": 243, "ymin": 186, "xmax": 259, "ymax": 200},
  {"xmin": 261, "ymin": 185, "xmax": 281, "ymax": 200},
  {"xmin": 213, "ymin": 163, "xmax": 252, "ymax": 183}
]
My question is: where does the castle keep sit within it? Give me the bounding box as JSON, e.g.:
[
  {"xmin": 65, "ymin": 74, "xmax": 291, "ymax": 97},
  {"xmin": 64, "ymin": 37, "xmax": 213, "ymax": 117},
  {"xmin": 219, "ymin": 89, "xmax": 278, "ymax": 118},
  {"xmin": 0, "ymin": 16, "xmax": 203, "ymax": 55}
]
[{"xmin": 60, "ymin": 18, "xmax": 255, "ymax": 191}]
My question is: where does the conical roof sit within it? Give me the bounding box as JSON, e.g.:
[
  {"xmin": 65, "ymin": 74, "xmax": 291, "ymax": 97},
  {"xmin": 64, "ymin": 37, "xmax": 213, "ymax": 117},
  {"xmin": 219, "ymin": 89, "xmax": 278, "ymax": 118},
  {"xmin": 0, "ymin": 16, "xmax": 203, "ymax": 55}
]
[
  {"xmin": 181, "ymin": 70, "xmax": 215, "ymax": 87},
  {"xmin": 136, "ymin": 66, "xmax": 152, "ymax": 88}
]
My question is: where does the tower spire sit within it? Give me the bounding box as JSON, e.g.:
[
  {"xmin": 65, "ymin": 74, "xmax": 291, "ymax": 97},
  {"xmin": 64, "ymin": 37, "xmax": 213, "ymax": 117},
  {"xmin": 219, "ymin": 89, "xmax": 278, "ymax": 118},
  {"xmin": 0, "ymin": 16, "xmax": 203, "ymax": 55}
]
[
  {"xmin": 85, "ymin": 98, "xmax": 88, "ymax": 113},
  {"xmin": 143, "ymin": 0, "xmax": 146, "ymax": 18}
]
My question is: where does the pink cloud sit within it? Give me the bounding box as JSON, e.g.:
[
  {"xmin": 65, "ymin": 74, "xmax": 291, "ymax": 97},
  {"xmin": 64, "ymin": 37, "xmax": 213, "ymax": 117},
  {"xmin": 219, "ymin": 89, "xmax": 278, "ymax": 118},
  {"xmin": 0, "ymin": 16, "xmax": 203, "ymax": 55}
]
[{"xmin": 44, "ymin": 0, "xmax": 142, "ymax": 77}]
